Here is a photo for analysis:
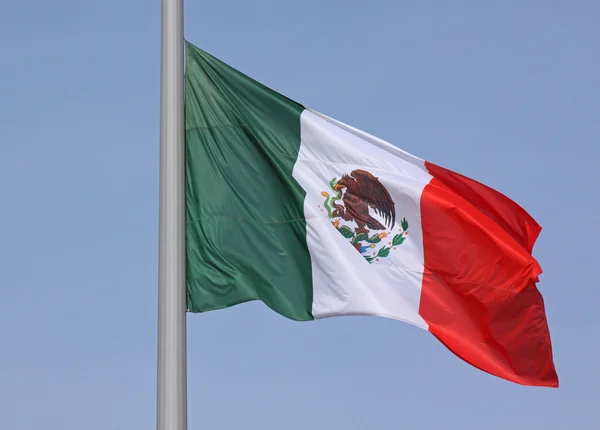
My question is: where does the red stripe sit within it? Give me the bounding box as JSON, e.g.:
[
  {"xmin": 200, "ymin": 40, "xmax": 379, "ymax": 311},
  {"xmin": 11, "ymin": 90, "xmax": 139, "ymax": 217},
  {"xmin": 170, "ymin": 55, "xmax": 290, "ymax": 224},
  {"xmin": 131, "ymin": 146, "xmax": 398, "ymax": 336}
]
[{"xmin": 419, "ymin": 162, "xmax": 558, "ymax": 387}]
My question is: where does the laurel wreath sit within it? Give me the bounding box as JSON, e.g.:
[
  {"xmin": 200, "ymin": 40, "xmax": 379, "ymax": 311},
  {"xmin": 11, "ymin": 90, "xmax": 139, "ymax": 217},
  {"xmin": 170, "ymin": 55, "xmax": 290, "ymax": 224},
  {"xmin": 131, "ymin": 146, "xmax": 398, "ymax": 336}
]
[
  {"xmin": 363, "ymin": 218, "xmax": 409, "ymax": 263},
  {"xmin": 321, "ymin": 177, "xmax": 409, "ymax": 263}
]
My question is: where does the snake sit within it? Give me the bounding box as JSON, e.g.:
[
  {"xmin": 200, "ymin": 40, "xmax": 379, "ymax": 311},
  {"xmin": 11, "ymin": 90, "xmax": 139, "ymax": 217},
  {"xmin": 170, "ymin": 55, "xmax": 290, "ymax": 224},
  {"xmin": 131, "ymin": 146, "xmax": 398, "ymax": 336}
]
[{"xmin": 321, "ymin": 177, "xmax": 342, "ymax": 218}]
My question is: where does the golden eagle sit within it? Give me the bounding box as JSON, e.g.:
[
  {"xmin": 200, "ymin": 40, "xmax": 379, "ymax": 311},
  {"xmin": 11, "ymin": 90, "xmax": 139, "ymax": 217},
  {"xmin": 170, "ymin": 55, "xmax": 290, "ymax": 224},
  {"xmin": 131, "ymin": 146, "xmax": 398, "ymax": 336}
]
[{"xmin": 332, "ymin": 170, "xmax": 395, "ymax": 235}]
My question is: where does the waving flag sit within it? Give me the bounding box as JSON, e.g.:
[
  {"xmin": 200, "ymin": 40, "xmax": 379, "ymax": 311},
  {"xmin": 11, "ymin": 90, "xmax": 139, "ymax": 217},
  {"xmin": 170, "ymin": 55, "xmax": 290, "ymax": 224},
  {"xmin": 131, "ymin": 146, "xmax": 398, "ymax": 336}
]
[{"xmin": 184, "ymin": 41, "xmax": 558, "ymax": 387}]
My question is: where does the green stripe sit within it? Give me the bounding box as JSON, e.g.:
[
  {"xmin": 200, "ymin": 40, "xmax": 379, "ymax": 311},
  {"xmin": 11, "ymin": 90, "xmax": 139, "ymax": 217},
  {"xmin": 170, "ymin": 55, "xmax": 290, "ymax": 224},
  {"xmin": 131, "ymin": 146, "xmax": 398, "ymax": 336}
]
[{"xmin": 184, "ymin": 41, "xmax": 313, "ymax": 321}]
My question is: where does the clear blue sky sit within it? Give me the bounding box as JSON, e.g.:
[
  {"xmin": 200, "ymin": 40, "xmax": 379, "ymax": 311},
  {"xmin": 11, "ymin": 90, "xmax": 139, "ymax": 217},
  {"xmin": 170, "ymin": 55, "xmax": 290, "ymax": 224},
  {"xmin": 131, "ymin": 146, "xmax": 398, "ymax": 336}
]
[{"xmin": 1, "ymin": 1, "xmax": 598, "ymax": 429}]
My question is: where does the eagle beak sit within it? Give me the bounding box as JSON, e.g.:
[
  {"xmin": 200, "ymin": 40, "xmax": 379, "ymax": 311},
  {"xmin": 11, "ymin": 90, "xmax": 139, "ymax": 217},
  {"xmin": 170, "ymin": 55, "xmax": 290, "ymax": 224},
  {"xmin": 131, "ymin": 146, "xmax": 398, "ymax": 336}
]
[{"xmin": 334, "ymin": 183, "xmax": 343, "ymax": 191}]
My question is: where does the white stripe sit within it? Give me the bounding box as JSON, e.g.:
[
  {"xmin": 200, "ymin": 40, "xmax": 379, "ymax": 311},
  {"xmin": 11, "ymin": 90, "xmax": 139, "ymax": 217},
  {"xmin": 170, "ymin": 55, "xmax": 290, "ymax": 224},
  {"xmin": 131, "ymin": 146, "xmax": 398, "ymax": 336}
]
[{"xmin": 293, "ymin": 109, "xmax": 432, "ymax": 329}]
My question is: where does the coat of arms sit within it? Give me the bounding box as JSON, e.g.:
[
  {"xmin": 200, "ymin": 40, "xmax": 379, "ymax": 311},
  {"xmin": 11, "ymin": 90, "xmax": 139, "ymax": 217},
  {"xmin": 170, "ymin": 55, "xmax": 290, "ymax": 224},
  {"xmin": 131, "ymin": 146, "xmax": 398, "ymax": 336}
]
[{"xmin": 320, "ymin": 169, "xmax": 409, "ymax": 263}]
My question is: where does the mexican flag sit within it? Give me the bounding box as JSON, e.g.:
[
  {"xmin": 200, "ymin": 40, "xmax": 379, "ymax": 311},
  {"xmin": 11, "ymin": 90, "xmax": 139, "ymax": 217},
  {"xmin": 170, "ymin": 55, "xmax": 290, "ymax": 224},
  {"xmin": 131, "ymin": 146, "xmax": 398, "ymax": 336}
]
[{"xmin": 184, "ymin": 41, "xmax": 558, "ymax": 387}]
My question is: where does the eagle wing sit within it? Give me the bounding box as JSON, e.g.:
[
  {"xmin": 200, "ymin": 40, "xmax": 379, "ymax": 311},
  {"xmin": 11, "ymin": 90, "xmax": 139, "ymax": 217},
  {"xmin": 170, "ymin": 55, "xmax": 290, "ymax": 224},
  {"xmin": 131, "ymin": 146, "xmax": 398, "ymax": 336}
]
[{"xmin": 351, "ymin": 169, "xmax": 396, "ymax": 229}]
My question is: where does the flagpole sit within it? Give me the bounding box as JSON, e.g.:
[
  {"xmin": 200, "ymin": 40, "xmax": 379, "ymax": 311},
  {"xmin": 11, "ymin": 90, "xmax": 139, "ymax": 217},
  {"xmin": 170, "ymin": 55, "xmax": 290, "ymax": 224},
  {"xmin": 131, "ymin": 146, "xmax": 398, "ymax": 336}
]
[{"xmin": 157, "ymin": 0, "xmax": 186, "ymax": 429}]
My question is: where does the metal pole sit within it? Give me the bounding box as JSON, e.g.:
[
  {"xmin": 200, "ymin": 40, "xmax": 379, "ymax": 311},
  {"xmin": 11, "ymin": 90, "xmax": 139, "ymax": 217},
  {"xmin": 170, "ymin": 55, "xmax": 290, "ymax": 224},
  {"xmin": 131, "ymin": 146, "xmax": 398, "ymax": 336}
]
[{"xmin": 157, "ymin": 0, "xmax": 186, "ymax": 429}]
